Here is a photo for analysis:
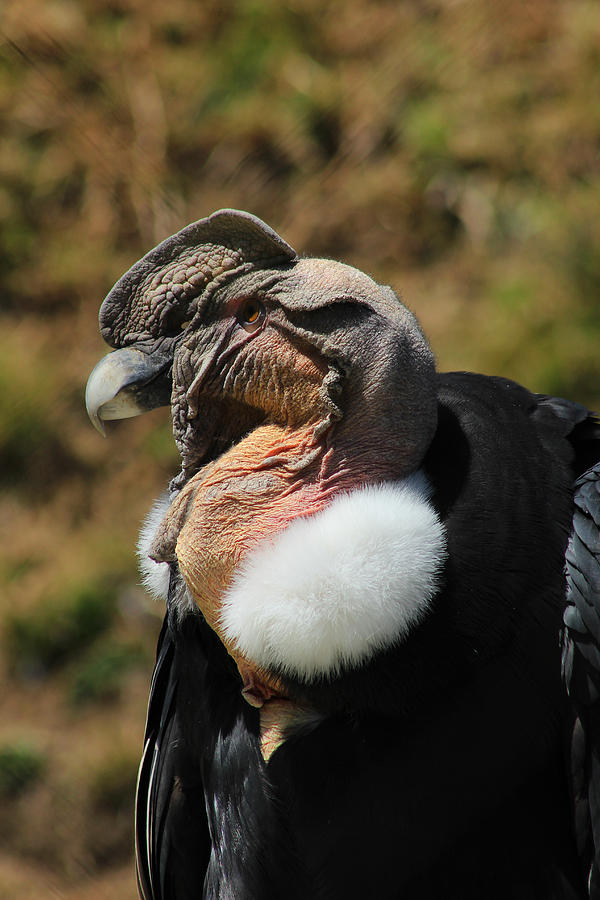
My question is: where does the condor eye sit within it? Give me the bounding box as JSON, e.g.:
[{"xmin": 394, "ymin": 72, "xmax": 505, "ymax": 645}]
[{"xmin": 238, "ymin": 298, "xmax": 265, "ymax": 333}]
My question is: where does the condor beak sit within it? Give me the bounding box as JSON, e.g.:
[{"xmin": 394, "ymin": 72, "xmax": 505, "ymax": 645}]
[{"xmin": 85, "ymin": 346, "xmax": 172, "ymax": 435}]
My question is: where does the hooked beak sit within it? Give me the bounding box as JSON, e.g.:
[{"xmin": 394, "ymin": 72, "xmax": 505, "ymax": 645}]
[{"xmin": 85, "ymin": 346, "xmax": 172, "ymax": 435}]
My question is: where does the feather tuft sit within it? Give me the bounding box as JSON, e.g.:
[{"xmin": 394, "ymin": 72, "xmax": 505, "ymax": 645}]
[
  {"xmin": 221, "ymin": 472, "xmax": 447, "ymax": 679},
  {"xmin": 138, "ymin": 492, "xmax": 172, "ymax": 602}
]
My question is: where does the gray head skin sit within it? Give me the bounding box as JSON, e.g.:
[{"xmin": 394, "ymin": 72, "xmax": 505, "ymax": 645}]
[
  {"xmin": 87, "ymin": 208, "xmax": 436, "ymax": 483},
  {"xmin": 86, "ymin": 209, "xmax": 438, "ymax": 699}
]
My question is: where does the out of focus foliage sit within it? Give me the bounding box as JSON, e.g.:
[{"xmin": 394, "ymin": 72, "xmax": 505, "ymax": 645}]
[
  {"xmin": 0, "ymin": 0, "xmax": 598, "ymax": 896},
  {"xmin": 0, "ymin": 741, "xmax": 46, "ymax": 800}
]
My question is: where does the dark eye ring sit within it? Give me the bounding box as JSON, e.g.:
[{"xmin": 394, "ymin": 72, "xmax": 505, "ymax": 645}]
[{"xmin": 238, "ymin": 298, "xmax": 265, "ymax": 333}]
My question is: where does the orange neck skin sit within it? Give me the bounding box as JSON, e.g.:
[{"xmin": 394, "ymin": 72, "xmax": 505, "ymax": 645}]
[
  {"xmin": 175, "ymin": 419, "xmax": 337, "ymax": 622},
  {"xmin": 172, "ymin": 415, "xmax": 409, "ymax": 707}
]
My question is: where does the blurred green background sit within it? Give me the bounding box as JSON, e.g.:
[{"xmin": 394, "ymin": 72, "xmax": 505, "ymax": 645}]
[{"xmin": 0, "ymin": 0, "xmax": 599, "ymax": 896}]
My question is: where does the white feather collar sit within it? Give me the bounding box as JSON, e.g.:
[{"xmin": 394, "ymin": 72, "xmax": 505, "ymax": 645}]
[{"xmin": 220, "ymin": 471, "xmax": 447, "ymax": 680}]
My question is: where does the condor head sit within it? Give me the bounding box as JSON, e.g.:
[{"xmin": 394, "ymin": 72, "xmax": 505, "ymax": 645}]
[{"xmin": 86, "ymin": 209, "xmax": 446, "ymax": 715}]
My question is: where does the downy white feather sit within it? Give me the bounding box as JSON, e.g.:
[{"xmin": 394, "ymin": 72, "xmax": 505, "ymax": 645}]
[
  {"xmin": 137, "ymin": 492, "xmax": 172, "ymax": 602},
  {"xmin": 220, "ymin": 472, "xmax": 447, "ymax": 679}
]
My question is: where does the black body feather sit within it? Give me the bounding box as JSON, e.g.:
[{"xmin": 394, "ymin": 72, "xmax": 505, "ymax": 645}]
[{"xmin": 135, "ymin": 373, "xmax": 600, "ymax": 899}]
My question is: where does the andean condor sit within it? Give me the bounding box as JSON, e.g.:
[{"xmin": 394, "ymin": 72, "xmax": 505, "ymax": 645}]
[{"xmin": 85, "ymin": 209, "xmax": 600, "ymax": 899}]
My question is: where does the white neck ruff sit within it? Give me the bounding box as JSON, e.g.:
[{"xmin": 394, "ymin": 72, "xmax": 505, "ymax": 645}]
[{"xmin": 220, "ymin": 471, "xmax": 447, "ymax": 680}]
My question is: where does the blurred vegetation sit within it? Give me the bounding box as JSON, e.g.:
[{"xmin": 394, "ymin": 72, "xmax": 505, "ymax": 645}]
[
  {"xmin": 68, "ymin": 639, "xmax": 148, "ymax": 706},
  {"xmin": 0, "ymin": 0, "xmax": 599, "ymax": 896},
  {"xmin": 5, "ymin": 581, "xmax": 117, "ymax": 677},
  {"xmin": 0, "ymin": 741, "xmax": 46, "ymax": 800}
]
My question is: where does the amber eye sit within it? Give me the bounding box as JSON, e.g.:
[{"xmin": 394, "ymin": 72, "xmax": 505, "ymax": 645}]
[{"xmin": 238, "ymin": 298, "xmax": 264, "ymax": 332}]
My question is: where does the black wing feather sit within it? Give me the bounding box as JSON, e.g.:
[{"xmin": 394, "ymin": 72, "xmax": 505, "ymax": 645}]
[
  {"xmin": 135, "ymin": 615, "xmax": 177, "ymax": 900},
  {"xmin": 135, "ymin": 584, "xmax": 307, "ymax": 899},
  {"xmin": 135, "ymin": 590, "xmax": 211, "ymax": 900},
  {"xmin": 563, "ymin": 463, "xmax": 600, "ymax": 898}
]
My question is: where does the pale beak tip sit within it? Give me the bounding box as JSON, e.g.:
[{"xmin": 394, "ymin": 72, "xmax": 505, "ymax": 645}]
[
  {"xmin": 85, "ymin": 380, "xmax": 107, "ymax": 437},
  {"xmin": 85, "ymin": 400, "xmax": 107, "ymax": 437},
  {"xmin": 91, "ymin": 413, "xmax": 107, "ymax": 437}
]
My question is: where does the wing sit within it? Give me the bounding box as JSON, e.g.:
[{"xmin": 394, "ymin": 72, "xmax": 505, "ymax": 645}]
[
  {"xmin": 563, "ymin": 462, "xmax": 600, "ymax": 898},
  {"xmin": 135, "ymin": 581, "xmax": 307, "ymax": 900},
  {"xmin": 135, "ymin": 609, "xmax": 211, "ymax": 900}
]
